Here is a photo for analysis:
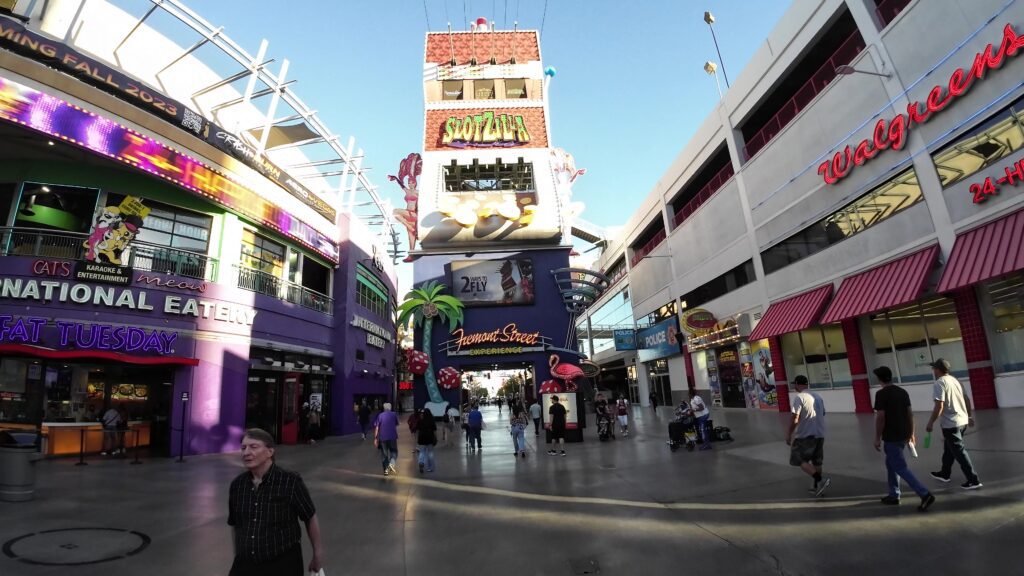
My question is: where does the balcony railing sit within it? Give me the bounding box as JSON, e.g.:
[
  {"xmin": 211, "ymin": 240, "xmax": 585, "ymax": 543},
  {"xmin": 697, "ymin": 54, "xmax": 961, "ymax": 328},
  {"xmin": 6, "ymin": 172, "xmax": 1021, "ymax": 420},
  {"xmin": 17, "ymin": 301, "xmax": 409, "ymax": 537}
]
[
  {"xmin": 742, "ymin": 31, "xmax": 866, "ymax": 160},
  {"xmin": 875, "ymin": 0, "xmax": 912, "ymax": 29},
  {"xmin": 671, "ymin": 162, "xmax": 736, "ymax": 228},
  {"xmin": 235, "ymin": 265, "xmax": 334, "ymax": 315},
  {"xmin": 0, "ymin": 227, "xmax": 217, "ymax": 281},
  {"xmin": 629, "ymin": 229, "xmax": 668, "ymax": 267}
]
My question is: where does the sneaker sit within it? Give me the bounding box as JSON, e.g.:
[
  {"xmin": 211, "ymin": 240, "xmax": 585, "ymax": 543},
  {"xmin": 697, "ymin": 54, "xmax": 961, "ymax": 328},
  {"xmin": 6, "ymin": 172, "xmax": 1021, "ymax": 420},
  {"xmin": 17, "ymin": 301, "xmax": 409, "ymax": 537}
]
[
  {"xmin": 930, "ymin": 471, "xmax": 951, "ymax": 483},
  {"xmin": 698, "ymin": 445, "xmax": 713, "ymax": 451},
  {"xmin": 561, "ymin": 451, "xmax": 567, "ymax": 457},
  {"xmin": 814, "ymin": 477, "xmax": 832, "ymax": 497},
  {"xmin": 547, "ymin": 450, "xmax": 557, "ymax": 455},
  {"xmin": 100, "ymin": 451, "xmax": 108, "ymax": 456},
  {"xmin": 383, "ymin": 469, "xmax": 390, "ymax": 476},
  {"xmin": 880, "ymin": 496, "xmax": 900, "ymax": 505},
  {"xmin": 961, "ymin": 480, "xmax": 983, "ymax": 490},
  {"xmin": 387, "ymin": 463, "xmax": 397, "ymax": 475},
  {"xmin": 521, "ymin": 451, "xmax": 527, "ymax": 459},
  {"xmin": 419, "ymin": 462, "xmax": 424, "ymax": 473},
  {"xmin": 919, "ymin": 493, "xmax": 936, "ymax": 511},
  {"xmin": 808, "ymin": 484, "xmax": 818, "ymax": 494},
  {"xmin": 426, "ymin": 468, "xmax": 434, "ymax": 473}
]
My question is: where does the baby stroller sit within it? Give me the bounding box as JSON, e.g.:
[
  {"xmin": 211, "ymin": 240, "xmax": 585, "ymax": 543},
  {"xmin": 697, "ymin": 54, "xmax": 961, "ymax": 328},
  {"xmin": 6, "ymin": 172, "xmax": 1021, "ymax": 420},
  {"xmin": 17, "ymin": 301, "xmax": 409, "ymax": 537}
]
[
  {"xmin": 668, "ymin": 415, "xmax": 698, "ymax": 452},
  {"xmin": 597, "ymin": 412, "xmax": 616, "ymax": 441}
]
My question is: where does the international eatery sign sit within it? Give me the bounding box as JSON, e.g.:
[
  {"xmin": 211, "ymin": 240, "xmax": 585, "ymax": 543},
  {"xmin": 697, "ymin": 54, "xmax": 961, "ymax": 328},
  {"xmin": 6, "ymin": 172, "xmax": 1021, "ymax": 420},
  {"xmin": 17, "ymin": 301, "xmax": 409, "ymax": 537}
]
[
  {"xmin": 351, "ymin": 314, "xmax": 393, "ymax": 349},
  {"xmin": 818, "ymin": 23, "xmax": 1024, "ymax": 185}
]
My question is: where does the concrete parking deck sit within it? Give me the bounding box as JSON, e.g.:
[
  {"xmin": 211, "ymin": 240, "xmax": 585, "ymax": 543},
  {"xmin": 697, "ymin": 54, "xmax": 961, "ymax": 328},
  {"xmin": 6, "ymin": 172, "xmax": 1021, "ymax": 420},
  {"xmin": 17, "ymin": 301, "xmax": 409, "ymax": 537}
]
[{"xmin": 3, "ymin": 404, "xmax": 1024, "ymax": 575}]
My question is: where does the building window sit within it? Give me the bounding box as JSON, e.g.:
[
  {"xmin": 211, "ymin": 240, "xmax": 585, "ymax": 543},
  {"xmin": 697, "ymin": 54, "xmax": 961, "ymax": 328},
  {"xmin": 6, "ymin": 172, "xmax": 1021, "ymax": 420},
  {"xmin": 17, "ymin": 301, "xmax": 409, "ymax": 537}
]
[
  {"xmin": 782, "ymin": 324, "xmax": 849, "ymax": 389},
  {"xmin": 762, "ymin": 167, "xmax": 923, "ymax": 275},
  {"xmin": 986, "ymin": 273, "xmax": 1024, "ymax": 372},
  {"xmin": 356, "ymin": 349, "xmax": 365, "ymax": 361},
  {"xmin": 0, "ymin": 182, "xmax": 17, "ymax": 226},
  {"xmin": 442, "ymin": 80, "xmax": 464, "ymax": 100},
  {"xmin": 505, "ymin": 79, "xmax": 527, "ymax": 99},
  {"xmin": 241, "ymin": 229, "xmax": 285, "ymax": 276},
  {"xmin": 356, "ymin": 263, "xmax": 390, "ymax": 318},
  {"xmin": 15, "ymin": 182, "xmax": 99, "ymax": 233},
  {"xmin": 679, "ymin": 260, "xmax": 755, "ymax": 311},
  {"xmin": 932, "ymin": 97, "xmax": 1024, "ymax": 189},
  {"xmin": 443, "ymin": 158, "xmax": 535, "ymax": 193},
  {"xmin": 637, "ymin": 301, "xmax": 676, "ymax": 329},
  {"xmin": 870, "ymin": 296, "xmax": 965, "ymax": 383},
  {"xmin": 474, "ymin": 79, "xmax": 495, "ymax": 99},
  {"xmin": 107, "ymin": 194, "xmax": 213, "ymax": 253}
]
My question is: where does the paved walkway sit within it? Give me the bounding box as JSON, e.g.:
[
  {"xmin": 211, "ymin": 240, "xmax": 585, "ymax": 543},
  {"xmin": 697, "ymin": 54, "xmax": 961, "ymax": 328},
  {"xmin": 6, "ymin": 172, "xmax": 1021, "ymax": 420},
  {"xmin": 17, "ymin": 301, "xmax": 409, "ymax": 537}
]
[{"xmin": 3, "ymin": 404, "xmax": 1024, "ymax": 575}]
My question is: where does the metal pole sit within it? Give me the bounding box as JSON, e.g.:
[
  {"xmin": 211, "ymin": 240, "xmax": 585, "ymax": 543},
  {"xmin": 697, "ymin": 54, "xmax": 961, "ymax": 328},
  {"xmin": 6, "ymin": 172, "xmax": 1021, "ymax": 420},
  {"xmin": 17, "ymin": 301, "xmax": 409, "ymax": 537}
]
[
  {"xmin": 131, "ymin": 429, "xmax": 142, "ymax": 465},
  {"xmin": 75, "ymin": 428, "xmax": 87, "ymax": 466},
  {"xmin": 708, "ymin": 24, "xmax": 730, "ymax": 87},
  {"xmin": 177, "ymin": 395, "xmax": 187, "ymax": 463}
]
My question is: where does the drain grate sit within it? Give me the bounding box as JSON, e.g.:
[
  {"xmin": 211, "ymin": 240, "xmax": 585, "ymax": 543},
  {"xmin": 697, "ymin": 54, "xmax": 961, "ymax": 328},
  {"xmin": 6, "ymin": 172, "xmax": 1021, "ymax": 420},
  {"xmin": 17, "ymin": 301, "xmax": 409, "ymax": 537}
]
[{"xmin": 569, "ymin": 558, "xmax": 601, "ymax": 574}]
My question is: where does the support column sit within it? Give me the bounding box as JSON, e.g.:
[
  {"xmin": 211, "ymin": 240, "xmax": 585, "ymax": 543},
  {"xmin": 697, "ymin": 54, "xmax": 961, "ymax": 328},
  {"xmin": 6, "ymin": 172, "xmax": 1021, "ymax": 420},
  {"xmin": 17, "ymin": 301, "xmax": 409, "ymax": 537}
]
[
  {"xmin": 683, "ymin": 346, "xmax": 696, "ymax": 393},
  {"xmin": 769, "ymin": 336, "xmax": 790, "ymax": 412},
  {"xmin": 951, "ymin": 289, "xmax": 999, "ymax": 409},
  {"xmin": 636, "ymin": 358, "xmax": 651, "ymax": 407},
  {"xmin": 841, "ymin": 318, "xmax": 873, "ymax": 413}
]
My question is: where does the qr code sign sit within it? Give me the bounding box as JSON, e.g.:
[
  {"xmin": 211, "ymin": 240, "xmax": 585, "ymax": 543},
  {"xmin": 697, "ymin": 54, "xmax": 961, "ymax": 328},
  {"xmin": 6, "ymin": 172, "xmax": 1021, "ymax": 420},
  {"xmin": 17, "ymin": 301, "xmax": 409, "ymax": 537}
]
[{"xmin": 180, "ymin": 107, "xmax": 204, "ymax": 135}]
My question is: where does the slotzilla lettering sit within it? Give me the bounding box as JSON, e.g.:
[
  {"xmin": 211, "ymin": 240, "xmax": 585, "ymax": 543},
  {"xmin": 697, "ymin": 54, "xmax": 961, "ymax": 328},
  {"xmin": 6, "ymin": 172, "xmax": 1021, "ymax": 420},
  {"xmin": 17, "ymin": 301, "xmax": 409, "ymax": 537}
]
[{"xmin": 820, "ymin": 23, "xmax": 1024, "ymax": 185}]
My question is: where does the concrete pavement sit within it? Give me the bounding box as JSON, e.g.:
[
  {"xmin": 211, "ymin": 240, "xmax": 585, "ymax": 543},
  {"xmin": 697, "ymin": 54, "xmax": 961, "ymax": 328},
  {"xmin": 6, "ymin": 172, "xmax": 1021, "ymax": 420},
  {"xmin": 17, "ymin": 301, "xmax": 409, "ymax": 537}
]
[{"xmin": 3, "ymin": 404, "xmax": 1024, "ymax": 575}]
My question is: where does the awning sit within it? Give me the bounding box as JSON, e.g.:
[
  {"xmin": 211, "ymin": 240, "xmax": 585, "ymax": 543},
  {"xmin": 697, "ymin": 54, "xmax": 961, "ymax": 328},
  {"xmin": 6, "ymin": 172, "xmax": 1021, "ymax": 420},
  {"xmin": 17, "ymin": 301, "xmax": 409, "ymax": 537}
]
[
  {"xmin": 820, "ymin": 245, "xmax": 939, "ymax": 324},
  {"xmin": 748, "ymin": 284, "xmax": 834, "ymax": 341},
  {"xmin": 0, "ymin": 344, "xmax": 199, "ymax": 366},
  {"xmin": 937, "ymin": 208, "xmax": 1024, "ymax": 293}
]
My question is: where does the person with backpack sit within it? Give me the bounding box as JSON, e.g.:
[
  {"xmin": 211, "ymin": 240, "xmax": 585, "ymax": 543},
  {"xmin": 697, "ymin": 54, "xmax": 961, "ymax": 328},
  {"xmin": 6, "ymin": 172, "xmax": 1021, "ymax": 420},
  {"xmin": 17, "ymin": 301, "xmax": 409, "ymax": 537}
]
[
  {"xmin": 689, "ymin": 390, "xmax": 711, "ymax": 451},
  {"xmin": 615, "ymin": 397, "xmax": 630, "ymax": 437},
  {"xmin": 417, "ymin": 408, "xmax": 438, "ymax": 473}
]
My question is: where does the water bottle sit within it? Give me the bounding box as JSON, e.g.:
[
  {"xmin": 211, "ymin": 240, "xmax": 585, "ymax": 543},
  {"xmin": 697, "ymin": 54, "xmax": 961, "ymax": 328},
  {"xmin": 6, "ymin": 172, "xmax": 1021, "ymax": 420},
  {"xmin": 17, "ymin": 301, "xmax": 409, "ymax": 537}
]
[
  {"xmin": 923, "ymin": 433, "xmax": 932, "ymax": 449},
  {"xmin": 908, "ymin": 440, "xmax": 918, "ymax": 458}
]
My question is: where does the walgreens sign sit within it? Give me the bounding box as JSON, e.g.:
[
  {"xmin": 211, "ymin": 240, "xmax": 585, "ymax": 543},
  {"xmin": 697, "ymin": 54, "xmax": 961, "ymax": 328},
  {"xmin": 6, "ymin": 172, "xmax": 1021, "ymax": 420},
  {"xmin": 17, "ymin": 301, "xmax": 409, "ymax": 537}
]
[{"xmin": 819, "ymin": 24, "xmax": 1024, "ymax": 185}]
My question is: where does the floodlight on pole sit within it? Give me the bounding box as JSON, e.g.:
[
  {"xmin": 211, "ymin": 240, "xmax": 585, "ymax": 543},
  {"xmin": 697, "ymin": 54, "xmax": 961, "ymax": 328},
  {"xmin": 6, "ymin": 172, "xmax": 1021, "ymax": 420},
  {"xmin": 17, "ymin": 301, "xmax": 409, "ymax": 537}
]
[
  {"xmin": 704, "ymin": 11, "xmax": 730, "ymax": 87},
  {"xmin": 704, "ymin": 61, "xmax": 723, "ymax": 99},
  {"xmin": 835, "ymin": 64, "xmax": 892, "ymax": 78}
]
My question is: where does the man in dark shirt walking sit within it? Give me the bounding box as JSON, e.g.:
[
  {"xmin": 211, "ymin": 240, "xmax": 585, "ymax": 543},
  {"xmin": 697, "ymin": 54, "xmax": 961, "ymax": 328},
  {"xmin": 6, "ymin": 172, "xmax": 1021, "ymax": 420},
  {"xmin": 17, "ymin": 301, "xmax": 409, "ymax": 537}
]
[
  {"xmin": 873, "ymin": 367, "xmax": 935, "ymax": 511},
  {"xmin": 228, "ymin": 428, "xmax": 324, "ymax": 575},
  {"xmin": 547, "ymin": 395, "xmax": 568, "ymax": 457}
]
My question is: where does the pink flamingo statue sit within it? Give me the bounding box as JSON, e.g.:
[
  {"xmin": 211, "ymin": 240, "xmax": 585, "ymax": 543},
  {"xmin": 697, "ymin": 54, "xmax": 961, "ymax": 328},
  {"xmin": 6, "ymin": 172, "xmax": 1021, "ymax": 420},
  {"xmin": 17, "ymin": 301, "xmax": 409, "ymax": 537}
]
[{"xmin": 548, "ymin": 354, "xmax": 584, "ymax": 383}]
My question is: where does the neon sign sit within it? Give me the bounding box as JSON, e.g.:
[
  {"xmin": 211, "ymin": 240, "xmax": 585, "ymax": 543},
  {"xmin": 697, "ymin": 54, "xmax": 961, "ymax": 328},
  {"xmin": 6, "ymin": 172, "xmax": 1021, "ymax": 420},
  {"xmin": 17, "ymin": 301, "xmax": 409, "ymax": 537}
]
[
  {"xmin": 0, "ymin": 315, "xmax": 177, "ymax": 355},
  {"xmin": 0, "ymin": 74, "xmax": 339, "ymax": 262},
  {"xmin": 448, "ymin": 323, "xmax": 541, "ymax": 353},
  {"xmin": 819, "ymin": 24, "xmax": 1024, "ymax": 185},
  {"xmin": 441, "ymin": 111, "xmax": 531, "ymax": 147}
]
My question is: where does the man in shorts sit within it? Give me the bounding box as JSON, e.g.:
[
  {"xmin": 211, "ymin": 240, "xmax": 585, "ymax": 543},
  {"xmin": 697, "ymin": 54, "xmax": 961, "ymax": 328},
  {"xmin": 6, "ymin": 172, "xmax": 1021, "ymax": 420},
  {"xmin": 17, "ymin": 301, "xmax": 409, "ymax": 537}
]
[
  {"xmin": 547, "ymin": 395, "xmax": 568, "ymax": 457},
  {"xmin": 786, "ymin": 376, "xmax": 831, "ymax": 496}
]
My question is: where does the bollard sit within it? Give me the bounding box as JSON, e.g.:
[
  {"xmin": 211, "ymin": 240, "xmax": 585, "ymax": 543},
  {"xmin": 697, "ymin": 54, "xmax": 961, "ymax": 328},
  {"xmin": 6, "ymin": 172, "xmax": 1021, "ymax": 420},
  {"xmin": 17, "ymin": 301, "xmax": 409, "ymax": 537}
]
[
  {"xmin": 130, "ymin": 429, "xmax": 142, "ymax": 465},
  {"xmin": 75, "ymin": 428, "xmax": 88, "ymax": 467}
]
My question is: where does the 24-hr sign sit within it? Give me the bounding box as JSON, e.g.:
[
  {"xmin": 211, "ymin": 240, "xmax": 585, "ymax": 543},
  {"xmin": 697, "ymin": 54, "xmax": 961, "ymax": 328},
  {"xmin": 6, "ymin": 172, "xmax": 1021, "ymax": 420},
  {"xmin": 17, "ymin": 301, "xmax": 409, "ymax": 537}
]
[{"xmin": 819, "ymin": 23, "xmax": 1024, "ymax": 185}]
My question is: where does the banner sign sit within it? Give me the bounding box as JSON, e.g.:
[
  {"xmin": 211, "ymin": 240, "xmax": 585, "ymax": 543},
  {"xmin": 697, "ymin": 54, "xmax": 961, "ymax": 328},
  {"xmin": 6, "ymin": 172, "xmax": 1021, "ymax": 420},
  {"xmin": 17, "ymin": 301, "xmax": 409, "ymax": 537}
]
[
  {"xmin": 0, "ymin": 74, "xmax": 338, "ymax": 262},
  {"xmin": 613, "ymin": 329, "xmax": 637, "ymax": 351},
  {"xmin": 450, "ymin": 259, "xmax": 535, "ymax": 306},
  {"xmin": 441, "ymin": 110, "xmax": 531, "ymax": 148},
  {"xmin": 0, "ymin": 15, "xmax": 336, "ymax": 222},
  {"xmin": 636, "ymin": 317, "xmax": 680, "ymax": 362}
]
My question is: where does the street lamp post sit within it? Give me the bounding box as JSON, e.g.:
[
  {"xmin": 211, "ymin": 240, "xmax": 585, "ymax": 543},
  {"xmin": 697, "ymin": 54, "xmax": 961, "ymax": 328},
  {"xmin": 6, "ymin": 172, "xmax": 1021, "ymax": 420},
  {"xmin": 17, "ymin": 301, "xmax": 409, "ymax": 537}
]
[{"xmin": 704, "ymin": 11, "xmax": 730, "ymax": 88}]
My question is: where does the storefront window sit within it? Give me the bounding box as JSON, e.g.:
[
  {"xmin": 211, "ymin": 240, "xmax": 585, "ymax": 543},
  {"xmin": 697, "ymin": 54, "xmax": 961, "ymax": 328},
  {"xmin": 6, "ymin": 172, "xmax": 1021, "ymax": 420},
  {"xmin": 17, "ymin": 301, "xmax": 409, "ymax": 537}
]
[
  {"xmin": 442, "ymin": 80, "xmax": 464, "ymax": 100},
  {"xmin": 241, "ymin": 229, "xmax": 285, "ymax": 276},
  {"xmin": 780, "ymin": 325, "xmax": 848, "ymax": 389},
  {"xmin": 872, "ymin": 297, "xmax": 965, "ymax": 383},
  {"xmin": 986, "ymin": 273, "xmax": 1024, "ymax": 372},
  {"xmin": 474, "ymin": 79, "xmax": 495, "ymax": 99},
  {"xmin": 505, "ymin": 79, "xmax": 527, "ymax": 99},
  {"xmin": 111, "ymin": 194, "xmax": 213, "ymax": 253}
]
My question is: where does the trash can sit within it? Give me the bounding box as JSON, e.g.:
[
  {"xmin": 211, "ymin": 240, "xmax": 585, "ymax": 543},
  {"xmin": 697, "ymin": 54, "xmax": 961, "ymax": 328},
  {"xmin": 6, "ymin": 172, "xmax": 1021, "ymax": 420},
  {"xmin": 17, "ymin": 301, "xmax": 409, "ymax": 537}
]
[{"xmin": 0, "ymin": 430, "xmax": 41, "ymax": 502}]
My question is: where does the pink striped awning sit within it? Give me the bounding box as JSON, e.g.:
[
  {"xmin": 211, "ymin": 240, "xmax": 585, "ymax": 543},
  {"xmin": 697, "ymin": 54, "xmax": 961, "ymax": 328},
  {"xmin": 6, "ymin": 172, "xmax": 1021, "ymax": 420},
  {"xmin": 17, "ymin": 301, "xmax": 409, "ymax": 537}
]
[
  {"xmin": 820, "ymin": 245, "xmax": 939, "ymax": 324},
  {"xmin": 748, "ymin": 284, "xmax": 834, "ymax": 341},
  {"xmin": 938, "ymin": 208, "xmax": 1024, "ymax": 293}
]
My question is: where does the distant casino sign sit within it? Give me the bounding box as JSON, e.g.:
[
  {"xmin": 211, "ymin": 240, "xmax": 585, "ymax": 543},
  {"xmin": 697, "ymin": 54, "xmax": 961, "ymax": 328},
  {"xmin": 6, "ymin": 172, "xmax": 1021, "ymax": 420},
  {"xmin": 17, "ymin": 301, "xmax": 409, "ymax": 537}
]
[
  {"xmin": 441, "ymin": 111, "xmax": 531, "ymax": 148},
  {"xmin": 681, "ymin": 309, "xmax": 717, "ymax": 335}
]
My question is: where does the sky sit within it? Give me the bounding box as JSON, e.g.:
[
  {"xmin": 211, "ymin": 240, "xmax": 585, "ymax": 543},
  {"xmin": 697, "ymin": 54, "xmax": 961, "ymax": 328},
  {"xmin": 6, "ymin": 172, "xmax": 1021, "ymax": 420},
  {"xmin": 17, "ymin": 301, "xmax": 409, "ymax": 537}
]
[{"xmin": 179, "ymin": 0, "xmax": 791, "ymax": 238}]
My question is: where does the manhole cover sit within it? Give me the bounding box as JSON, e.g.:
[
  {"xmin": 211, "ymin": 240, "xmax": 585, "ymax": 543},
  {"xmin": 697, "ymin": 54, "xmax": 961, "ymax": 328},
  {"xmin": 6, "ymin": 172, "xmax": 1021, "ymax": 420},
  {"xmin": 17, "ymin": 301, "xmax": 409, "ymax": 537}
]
[
  {"xmin": 569, "ymin": 558, "xmax": 601, "ymax": 574},
  {"xmin": 3, "ymin": 528, "xmax": 150, "ymax": 566}
]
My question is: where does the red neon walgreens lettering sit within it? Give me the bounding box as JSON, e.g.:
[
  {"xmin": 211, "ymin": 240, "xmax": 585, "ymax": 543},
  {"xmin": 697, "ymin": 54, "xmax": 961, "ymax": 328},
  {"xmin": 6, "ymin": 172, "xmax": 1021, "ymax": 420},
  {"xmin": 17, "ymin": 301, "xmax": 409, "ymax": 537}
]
[{"xmin": 820, "ymin": 23, "xmax": 1023, "ymax": 185}]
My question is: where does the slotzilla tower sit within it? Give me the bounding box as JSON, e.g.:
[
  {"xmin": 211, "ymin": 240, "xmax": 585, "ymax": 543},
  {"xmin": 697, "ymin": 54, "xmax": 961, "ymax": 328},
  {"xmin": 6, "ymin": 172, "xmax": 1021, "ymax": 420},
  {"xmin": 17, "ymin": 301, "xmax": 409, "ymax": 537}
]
[{"xmin": 401, "ymin": 18, "xmax": 607, "ymax": 439}]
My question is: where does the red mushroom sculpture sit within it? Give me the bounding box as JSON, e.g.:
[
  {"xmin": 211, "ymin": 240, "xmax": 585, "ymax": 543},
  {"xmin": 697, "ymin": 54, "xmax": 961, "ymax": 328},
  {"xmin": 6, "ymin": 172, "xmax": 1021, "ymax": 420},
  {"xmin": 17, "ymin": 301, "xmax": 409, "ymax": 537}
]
[
  {"xmin": 437, "ymin": 366, "xmax": 461, "ymax": 389},
  {"xmin": 538, "ymin": 379, "xmax": 562, "ymax": 394},
  {"xmin": 407, "ymin": 349, "xmax": 429, "ymax": 375},
  {"xmin": 548, "ymin": 354, "xmax": 584, "ymax": 382}
]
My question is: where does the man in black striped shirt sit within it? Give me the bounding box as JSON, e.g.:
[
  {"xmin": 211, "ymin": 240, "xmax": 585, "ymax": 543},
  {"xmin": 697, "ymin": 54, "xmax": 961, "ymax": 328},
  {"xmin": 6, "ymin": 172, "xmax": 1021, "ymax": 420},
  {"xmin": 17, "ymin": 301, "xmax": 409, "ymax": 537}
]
[{"xmin": 228, "ymin": 429, "xmax": 323, "ymax": 576}]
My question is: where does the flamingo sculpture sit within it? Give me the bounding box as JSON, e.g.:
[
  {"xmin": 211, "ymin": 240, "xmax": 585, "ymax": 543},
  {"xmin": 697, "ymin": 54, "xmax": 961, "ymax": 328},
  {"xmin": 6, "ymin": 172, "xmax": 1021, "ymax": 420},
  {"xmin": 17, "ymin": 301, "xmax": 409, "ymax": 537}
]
[{"xmin": 549, "ymin": 354, "xmax": 584, "ymax": 382}]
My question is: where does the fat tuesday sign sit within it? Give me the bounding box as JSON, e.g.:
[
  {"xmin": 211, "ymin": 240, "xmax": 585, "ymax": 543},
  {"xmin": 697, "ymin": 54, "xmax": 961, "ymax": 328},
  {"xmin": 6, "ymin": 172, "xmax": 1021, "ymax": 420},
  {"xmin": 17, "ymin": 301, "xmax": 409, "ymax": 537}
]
[
  {"xmin": 441, "ymin": 111, "xmax": 531, "ymax": 147},
  {"xmin": 0, "ymin": 315, "xmax": 178, "ymax": 355},
  {"xmin": 819, "ymin": 23, "xmax": 1024, "ymax": 185}
]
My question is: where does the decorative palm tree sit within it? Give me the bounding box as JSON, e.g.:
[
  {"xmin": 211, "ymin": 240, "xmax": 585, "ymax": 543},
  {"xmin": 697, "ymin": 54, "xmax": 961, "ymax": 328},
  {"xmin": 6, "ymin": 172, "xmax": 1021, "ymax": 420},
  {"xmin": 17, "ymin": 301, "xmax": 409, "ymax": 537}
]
[{"xmin": 397, "ymin": 280, "xmax": 464, "ymax": 405}]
